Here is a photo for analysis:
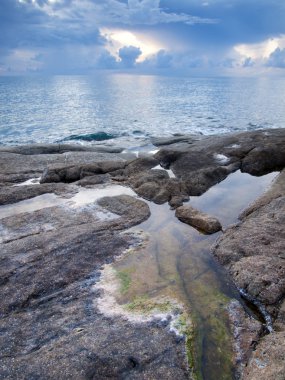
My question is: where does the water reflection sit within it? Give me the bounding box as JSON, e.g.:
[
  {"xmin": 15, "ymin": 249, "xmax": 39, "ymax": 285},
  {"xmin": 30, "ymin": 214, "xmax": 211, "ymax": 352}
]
[{"xmin": 111, "ymin": 171, "xmax": 277, "ymax": 380}]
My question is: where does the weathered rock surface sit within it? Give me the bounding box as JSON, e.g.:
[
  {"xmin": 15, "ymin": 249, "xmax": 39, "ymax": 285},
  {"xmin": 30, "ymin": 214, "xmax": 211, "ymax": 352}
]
[
  {"xmin": 0, "ymin": 141, "xmax": 191, "ymax": 380},
  {"xmin": 242, "ymin": 331, "xmax": 285, "ymax": 380},
  {"xmin": 0, "ymin": 182, "xmax": 73, "ymax": 206},
  {"xmin": 228, "ymin": 300, "xmax": 262, "ymax": 379},
  {"xmin": 0, "ymin": 188, "xmax": 190, "ymax": 379},
  {"xmin": 175, "ymin": 205, "xmax": 222, "ymax": 234},
  {"xmin": 213, "ymin": 169, "xmax": 285, "ymax": 379},
  {"xmin": 0, "ymin": 143, "xmax": 124, "ymax": 155},
  {"xmin": 40, "ymin": 161, "xmax": 127, "ymax": 183},
  {"xmin": 0, "ymin": 148, "xmax": 126, "ymax": 186}
]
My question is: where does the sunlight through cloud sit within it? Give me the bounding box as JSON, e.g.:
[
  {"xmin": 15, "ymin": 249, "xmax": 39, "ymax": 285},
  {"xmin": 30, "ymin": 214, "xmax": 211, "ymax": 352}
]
[{"xmin": 101, "ymin": 28, "xmax": 164, "ymax": 62}]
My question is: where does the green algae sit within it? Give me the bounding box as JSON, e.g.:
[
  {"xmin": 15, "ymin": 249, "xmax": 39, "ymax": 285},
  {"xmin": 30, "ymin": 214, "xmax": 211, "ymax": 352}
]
[
  {"xmin": 124, "ymin": 295, "xmax": 176, "ymax": 314},
  {"xmin": 116, "ymin": 269, "xmax": 132, "ymax": 295}
]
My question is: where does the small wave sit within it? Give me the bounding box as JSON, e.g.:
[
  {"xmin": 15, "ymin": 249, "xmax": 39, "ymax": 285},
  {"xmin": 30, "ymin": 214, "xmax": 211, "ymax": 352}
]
[{"xmin": 62, "ymin": 132, "xmax": 118, "ymax": 142}]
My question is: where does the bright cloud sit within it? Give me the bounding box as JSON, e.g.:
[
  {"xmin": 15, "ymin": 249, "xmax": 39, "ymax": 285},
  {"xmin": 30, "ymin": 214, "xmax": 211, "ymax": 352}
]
[
  {"xmin": 235, "ymin": 37, "xmax": 285, "ymax": 60},
  {"xmin": 101, "ymin": 29, "xmax": 164, "ymax": 61}
]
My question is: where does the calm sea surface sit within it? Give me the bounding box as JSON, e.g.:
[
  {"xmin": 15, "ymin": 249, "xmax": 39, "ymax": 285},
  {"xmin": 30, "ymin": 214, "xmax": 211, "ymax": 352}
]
[{"xmin": 0, "ymin": 74, "xmax": 285, "ymax": 146}]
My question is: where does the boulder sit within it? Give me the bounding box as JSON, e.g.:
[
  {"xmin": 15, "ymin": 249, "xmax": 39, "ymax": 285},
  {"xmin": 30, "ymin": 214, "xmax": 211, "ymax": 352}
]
[
  {"xmin": 40, "ymin": 161, "xmax": 127, "ymax": 183},
  {"xmin": 175, "ymin": 205, "xmax": 222, "ymax": 234}
]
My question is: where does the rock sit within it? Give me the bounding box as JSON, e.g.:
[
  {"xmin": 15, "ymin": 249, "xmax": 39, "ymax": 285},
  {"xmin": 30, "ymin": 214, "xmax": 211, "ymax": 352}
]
[
  {"xmin": 228, "ymin": 300, "xmax": 262, "ymax": 379},
  {"xmin": 97, "ymin": 194, "xmax": 150, "ymax": 221},
  {"xmin": 130, "ymin": 169, "xmax": 170, "ymax": 188},
  {"xmin": 0, "ymin": 189, "xmax": 191, "ymax": 379},
  {"xmin": 213, "ymin": 168, "xmax": 285, "ymax": 379},
  {"xmin": 242, "ymin": 331, "xmax": 285, "ymax": 380},
  {"xmin": 0, "ymin": 149, "xmax": 126, "ymax": 185},
  {"xmin": 232, "ymin": 256, "xmax": 285, "ymax": 305},
  {"xmin": 40, "ymin": 161, "xmax": 127, "ymax": 183},
  {"xmin": 0, "ymin": 143, "xmax": 124, "ymax": 155},
  {"xmin": 183, "ymin": 165, "xmax": 233, "ymax": 196},
  {"xmin": 74, "ymin": 174, "xmax": 110, "ymax": 187},
  {"xmin": 241, "ymin": 144, "xmax": 285, "ymax": 176},
  {"xmin": 124, "ymin": 156, "xmax": 159, "ymax": 175},
  {"xmin": 151, "ymin": 134, "xmax": 203, "ymax": 146},
  {"xmin": 175, "ymin": 205, "xmax": 222, "ymax": 234},
  {"xmin": 0, "ymin": 182, "xmax": 73, "ymax": 206},
  {"xmin": 154, "ymin": 129, "xmax": 285, "ymax": 196},
  {"xmin": 213, "ymin": 175, "xmax": 285, "ymax": 307}
]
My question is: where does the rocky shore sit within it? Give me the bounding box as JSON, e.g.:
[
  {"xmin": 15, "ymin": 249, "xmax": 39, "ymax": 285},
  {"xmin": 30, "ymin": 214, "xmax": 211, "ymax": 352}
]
[{"xmin": 0, "ymin": 129, "xmax": 284, "ymax": 379}]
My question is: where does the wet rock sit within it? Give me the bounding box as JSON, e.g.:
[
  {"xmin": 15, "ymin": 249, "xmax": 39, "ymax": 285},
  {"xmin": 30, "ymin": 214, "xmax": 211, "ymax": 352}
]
[
  {"xmin": 154, "ymin": 128, "xmax": 285, "ymax": 196},
  {"xmin": 213, "ymin": 169, "xmax": 285, "ymax": 380},
  {"xmin": 0, "ymin": 183, "xmax": 73, "ymax": 206},
  {"xmin": 228, "ymin": 300, "xmax": 262, "ymax": 379},
  {"xmin": 241, "ymin": 144, "xmax": 285, "ymax": 176},
  {"xmin": 128, "ymin": 169, "xmax": 189, "ymax": 206},
  {"xmin": 242, "ymin": 331, "xmax": 285, "ymax": 380},
  {"xmin": 0, "ymin": 188, "xmax": 191, "ymax": 379},
  {"xmin": 175, "ymin": 205, "xmax": 222, "ymax": 234},
  {"xmin": 213, "ymin": 175, "xmax": 285, "ymax": 308},
  {"xmin": 183, "ymin": 165, "xmax": 234, "ymax": 196},
  {"xmin": 124, "ymin": 156, "xmax": 159, "ymax": 175},
  {"xmin": 130, "ymin": 169, "xmax": 170, "ymax": 188},
  {"xmin": 232, "ymin": 256, "xmax": 285, "ymax": 305},
  {"xmin": 74, "ymin": 174, "xmax": 111, "ymax": 187},
  {"xmin": 97, "ymin": 194, "xmax": 150, "ymax": 221},
  {"xmin": 40, "ymin": 161, "xmax": 127, "ymax": 183}
]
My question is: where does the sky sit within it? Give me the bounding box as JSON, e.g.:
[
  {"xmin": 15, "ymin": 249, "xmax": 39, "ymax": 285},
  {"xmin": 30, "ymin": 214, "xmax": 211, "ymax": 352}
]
[{"xmin": 0, "ymin": 0, "xmax": 285, "ymax": 75}]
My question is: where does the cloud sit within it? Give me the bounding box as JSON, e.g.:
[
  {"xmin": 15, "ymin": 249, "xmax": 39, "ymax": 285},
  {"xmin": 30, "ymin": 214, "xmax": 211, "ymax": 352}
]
[
  {"xmin": 1, "ymin": 0, "xmax": 285, "ymax": 74},
  {"xmin": 118, "ymin": 45, "xmax": 142, "ymax": 67},
  {"xmin": 266, "ymin": 48, "xmax": 285, "ymax": 68},
  {"xmin": 242, "ymin": 57, "xmax": 255, "ymax": 68},
  {"xmin": 96, "ymin": 50, "xmax": 118, "ymax": 70},
  {"xmin": 18, "ymin": 0, "xmax": 217, "ymax": 26}
]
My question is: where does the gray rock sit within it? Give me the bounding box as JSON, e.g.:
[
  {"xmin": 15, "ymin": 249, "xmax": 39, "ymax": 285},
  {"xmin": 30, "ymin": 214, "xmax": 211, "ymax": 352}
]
[
  {"xmin": 155, "ymin": 129, "xmax": 285, "ymax": 196},
  {"xmin": 0, "ymin": 143, "xmax": 124, "ymax": 155},
  {"xmin": 175, "ymin": 205, "xmax": 222, "ymax": 234},
  {"xmin": 0, "ymin": 191, "xmax": 190, "ymax": 379},
  {"xmin": 0, "ymin": 149, "xmax": 126, "ymax": 185},
  {"xmin": 40, "ymin": 161, "xmax": 127, "ymax": 183},
  {"xmin": 151, "ymin": 134, "xmax": 203, "ymax": 146},
  {"xmin": 0, "ymin": 183, "xmax": 73, "ymax": 206},
  {"xmin": 213, "ymin": 169, "xmax": 285, "ymax": 380},
  {"xmin": 242, "ymin": 331, "xmax": 285, "ymax": 380}
]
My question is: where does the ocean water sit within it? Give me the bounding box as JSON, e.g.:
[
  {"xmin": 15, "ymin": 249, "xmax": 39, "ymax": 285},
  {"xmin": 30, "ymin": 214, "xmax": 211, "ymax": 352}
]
[{"xmin": 0, "ymin": 74, "xmax": 285, "ymax": 146}]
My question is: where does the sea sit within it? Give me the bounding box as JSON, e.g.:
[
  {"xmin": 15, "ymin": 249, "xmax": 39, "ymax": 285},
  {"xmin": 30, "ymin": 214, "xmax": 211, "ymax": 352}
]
[{"xmin": 0, "ymin": 74, "xmax": 285, "ymax": 147}]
